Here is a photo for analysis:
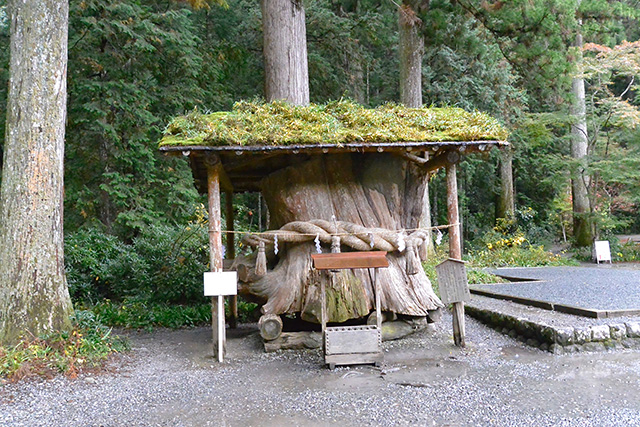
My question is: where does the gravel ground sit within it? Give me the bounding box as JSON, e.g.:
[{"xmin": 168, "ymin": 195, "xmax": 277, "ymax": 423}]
[
  {"xmin": 2, "ymin": 313, "xmax": 640, "ymax": 427},
  {"xmin": 475, "ymin": 266, "xmax": 640, "ymax": 311}
]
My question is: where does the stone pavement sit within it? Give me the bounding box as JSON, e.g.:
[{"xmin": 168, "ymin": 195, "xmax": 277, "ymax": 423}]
[
  {"xmin": 465, "ymin": 265, "xmax": 640, "ymax": 353},
  {"xmin": 472, "ymin": 266, "xmax": 640, "ymax": 316}
]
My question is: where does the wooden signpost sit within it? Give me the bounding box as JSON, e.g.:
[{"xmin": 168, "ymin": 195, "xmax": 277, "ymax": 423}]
[
  {"xmin": 443, "ymin": 162, "xmax": 467, "ymax": 347},
  {"xmin": 204, "ymin": 271, "xmax": 238, "ymax": 362},
  {"xmin": 436, "ymin": 258, "xmax": 469, "ymax": 347}
]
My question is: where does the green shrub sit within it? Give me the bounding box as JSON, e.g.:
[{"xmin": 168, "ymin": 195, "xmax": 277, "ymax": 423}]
[
  {"xmin": 131, "ymin": 223, "xmax": 209, "ymax": 304},
  {"xmin": 234, "ymin": 298, "xmax": 260, "ymax": 323},
  {"xmin": 65, "ymin": 221, "xmax": 210, "ymax": 305},
  {"xmin": 90, "ymin": 298, "xmax": 212, "ymax": 329},
  {"xmin": 467, "ymin": 244, "xmax": 576, "ymax": 268},
  {"xmin": 0, "ymin": 310, "xmax": 128, "ymax": 381},
  {"xmin": 609, "ymin": 239, "xmax": 640, "ymax": 262},
  {"xmin": 468, "ymin": 214, "xmax": 577, "ymax": 268},
  {"xmin": 65, "ymin": 228, "xmax": 148, "ymax": 302}
]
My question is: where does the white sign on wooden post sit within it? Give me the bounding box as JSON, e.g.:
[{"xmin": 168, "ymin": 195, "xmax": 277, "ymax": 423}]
[
  {"xmin": 204, "ymin": 272, "xmax": 237, "ymax": 363},
  {"xmin": 594, "ymin": 240, "xmax": 612, "ymax": 264},
  {"xmin": 435, "ymin": 258, "xmax": 470, "ymax": 304},
  {"xmin": 204, "ymin": 271, "xmax": 238, "ymax": 296}
]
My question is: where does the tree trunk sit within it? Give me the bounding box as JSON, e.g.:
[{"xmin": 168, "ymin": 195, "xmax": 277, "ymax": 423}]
[
  {"xmin": 570, "ymin": 11, "xmax": 593, "ymax": 247},
  {"xmin": 262, "ymin": 0, "xmax": 310, "ymax": 105},
  {"xmin": 497, "ymin": 147, "xmax": 515, "ymax": 219},
  {"xmin": 0, "ymin": 0, "xmax": 73, "ymax": 345},
  {"xmin": 236, "ymin": 154, "xmax": 443, "ymax": 324},
  {"xmin": 399, "ymin": 3, "xmax": 434, "ymax": 256},
  {"xmin": 399, "ymin": 4, "xmax": 423, "ymax": 108}
]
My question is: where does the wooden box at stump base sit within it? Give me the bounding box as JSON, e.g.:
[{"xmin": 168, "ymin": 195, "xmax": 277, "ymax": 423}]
[{"xmin": 324, "ymin": 325, "xmax": 383, "ymax": 369}]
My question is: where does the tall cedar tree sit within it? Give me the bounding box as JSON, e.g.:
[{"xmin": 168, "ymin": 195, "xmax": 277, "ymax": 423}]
[{"xmin": 0, "ymin": 0, "xmax": 74, "ymax": 344}]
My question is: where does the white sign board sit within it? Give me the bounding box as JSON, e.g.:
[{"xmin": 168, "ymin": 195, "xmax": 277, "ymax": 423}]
[
  {"xmin": 204, "ymin": 271, "xmax": 238, "ymax": 296},
  {"xmin": 594, "ymin": 240, "xmax": 612, "ymax": 264}
]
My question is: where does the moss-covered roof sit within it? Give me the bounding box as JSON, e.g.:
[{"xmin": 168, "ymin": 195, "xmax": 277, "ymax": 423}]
[{"xmin": 159, "ymin": 100, "xmax": 508, "ymax": 148}]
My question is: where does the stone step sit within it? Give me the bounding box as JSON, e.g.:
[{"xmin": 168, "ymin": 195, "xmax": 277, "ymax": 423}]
[{"xmin": 466, "ymin": 295, "xmax": 640, "ymax": 354}]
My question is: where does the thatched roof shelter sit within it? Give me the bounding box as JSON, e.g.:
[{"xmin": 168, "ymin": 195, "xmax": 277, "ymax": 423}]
[
  {"xmin": 160, "ymin": 100, "xmax": 508, "ymax": 358},
  {"xmin": 159, "ymin": 100, "xmax": 508, "ymax": 192}
]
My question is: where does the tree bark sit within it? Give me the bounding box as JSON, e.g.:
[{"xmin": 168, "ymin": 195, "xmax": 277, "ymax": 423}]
[
  {"xmin": 262, "ymin": 0, "xmax": 310, "ymax": 105},
  {"xmin": 399, "ymin": 3, "xmax": 434, "ymax": 256},
  {"xmin": 496, "ymin": 147, "xmax": 515, "ymax": 219},
  {"xmin": 399, "ymin": 4, "xmax": 423, "ymax": 108},
  {"xmin": 0, "ymin": 0, "xmax": 73, "ymax": 345},
  {"xmin": 236, "ymin": 154, "xmax": 443, "ymax": 324},
  {"xmin": 570, "ymin": 9, "xmax": 593, "ymax": 247}
]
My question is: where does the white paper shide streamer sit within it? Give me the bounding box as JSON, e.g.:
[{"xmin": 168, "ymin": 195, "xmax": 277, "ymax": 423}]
[
  {"xmin": 397, "ymin": 232, "xmax": 406, "ymax": 253},
  {"xmin": 435, "ymin": 229, "xmax": 443, "ymax": 246}
]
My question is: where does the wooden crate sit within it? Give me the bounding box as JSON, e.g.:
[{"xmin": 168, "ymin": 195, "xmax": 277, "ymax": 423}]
[{"xmin": 324, "ymin": 325, "xmax": 382, "ymax": 368}]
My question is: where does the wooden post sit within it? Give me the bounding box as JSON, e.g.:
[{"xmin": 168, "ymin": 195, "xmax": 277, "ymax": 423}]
[
  {"xmin": 226, "ymin": 192, "xmax": 238, "ymax": 329},
  {"xmin": 446, "ymin": 160, "xmax": 465, "ymax": 347},
  {"xmin": 207, "ymin": 157, "xmax": 225, "ymax": 361},
  {"xmin": 374, "ymin": 268, "xmax": 382, "ymax": 331},
  {"xmin": 320, "ymin": 275, "xmax": 327, "ymax": 335}
]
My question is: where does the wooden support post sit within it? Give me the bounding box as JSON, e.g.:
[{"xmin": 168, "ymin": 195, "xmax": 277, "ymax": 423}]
[
  {"xmin": 374, "ymin": 268, "xmax": 381, "ymax": 331},
  {"xmin": 226, "ymin": 191, "xmax": 238, "ymax": 329},
  {"xmin": 207, "ymin": 158, "xmax": 225, "ymax": 361},
  {"xmin": 320, "ymin": 275, "xmax": 327, "ymax": 335},
  {"xmin": 446, "ymin": 160, "xmax": 465, "ymax": 347}
]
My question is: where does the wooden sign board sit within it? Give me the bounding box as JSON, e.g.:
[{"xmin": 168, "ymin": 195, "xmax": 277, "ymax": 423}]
[
  {"xmin": 436, "ymin": 258, "xmax": 470, "ymax": 305},
  {"xmin": 594, "ymin": 240, "xmax": 612, "ymax": 264},
  {"xmin": 204, "ymin": 271, "xmax": 238, "ymax": 296},
  {"xmin": 311, "ymin": 251, "xmax": 388, "ymax": 270}
]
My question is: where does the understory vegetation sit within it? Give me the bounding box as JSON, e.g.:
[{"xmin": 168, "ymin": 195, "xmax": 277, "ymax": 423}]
[{"xmin": 0, "ymin": 311, "xmax": 128, "ymax": 381}]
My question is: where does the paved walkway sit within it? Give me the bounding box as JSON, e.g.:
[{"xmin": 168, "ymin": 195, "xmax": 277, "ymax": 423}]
[{"xmin": 472, "ymin": 266, "xmax": 640, "ymax": 313}]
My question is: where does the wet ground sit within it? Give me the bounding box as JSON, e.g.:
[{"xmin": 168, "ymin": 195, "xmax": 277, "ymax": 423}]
[{"xmin": 2, "ymin": 312, "xmax": 640, "ymax": 426}]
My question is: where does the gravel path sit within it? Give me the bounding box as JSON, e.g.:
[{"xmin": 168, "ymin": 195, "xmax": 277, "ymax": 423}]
[
  {"xmin": 476, "ymin": 266, "xmax": 640, "ymax": 311},
  {"xmin": 2, "ymin": 314, "xmax": 640, "ymax": 426}
]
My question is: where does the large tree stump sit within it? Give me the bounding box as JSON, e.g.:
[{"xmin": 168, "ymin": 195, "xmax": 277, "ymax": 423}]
[{"xmin": 235, "ymin": 153, "xmax": 443, "ymax": 324}]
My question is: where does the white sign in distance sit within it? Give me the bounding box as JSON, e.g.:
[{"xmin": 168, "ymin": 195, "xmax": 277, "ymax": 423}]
[
  {"xmin": 594, "ymin": 240, "xmax": 612, "ymax": 264},
  {"xmin": 204, "ymin": 271, "xmax": 238, "ymax": 296}
]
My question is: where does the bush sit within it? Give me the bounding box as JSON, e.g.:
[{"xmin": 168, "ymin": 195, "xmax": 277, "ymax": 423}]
[
  {"xmin": 467, "ymin": 244, "xmax": 575, "ymax": 267},
  {"xmin": 608, "ymin": 238, "xmax": 640, "ymax": 262},
  {"xmin": 0, "ymin": 310, "xmax": 128, "ymax": 381},
  {"xmin": 132, "ymin": 223, "xmax": 209, "ymax": 304},
  {"xmin": 89, "ymin": 296, "xmax": 260, "ymax": 329},
  {"xmin": 91, "ymin": 298, "xmax": 212, "ymax": 329},
  {"xmin": 66, "ymin": 222, "xmax": 210, "ymax": 305},
  {"xmin": 65, "ymin": 228, "xmax": 147, "ymax": 302},
  {"xmin": 468, "ymin": 215, "xmax": 577, "ymax": 268}
]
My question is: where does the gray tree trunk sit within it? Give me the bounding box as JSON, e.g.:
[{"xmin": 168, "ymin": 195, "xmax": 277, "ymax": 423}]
[
  {"xmin": 399, "ymin": 4, "xmax": 423, "ymax": 108},
  {"xmin": 236, "ymin": 154, "xmax": 443, "ymax": 323},
  {"xmin": 497, "ymin": 147, "xmax": 515, "ymax": 219},
  {"xmin": 262, "ymin": 0, "xmax": 310, "ymax": 105},
  {"xmin": 399, "ymin": 3, "xmax": 434, "ymax": 256},
  {"xmin": 0, "ymin": 0, "xmax": 73, "ymax": 345},
  {"xmin": 569, "ymin": 11, "xmax": 593, "ymax": 247}
]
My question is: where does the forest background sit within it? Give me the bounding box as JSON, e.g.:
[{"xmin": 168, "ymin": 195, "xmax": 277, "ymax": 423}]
[{"xmin": 0, "ymin": 0, "xmax": 639, "ymax": 324}]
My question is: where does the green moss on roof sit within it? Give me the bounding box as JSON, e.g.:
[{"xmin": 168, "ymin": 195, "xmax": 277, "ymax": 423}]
[{"xmin": 160, "ymin": 100, "xmax": 508, "ymax": 147}]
